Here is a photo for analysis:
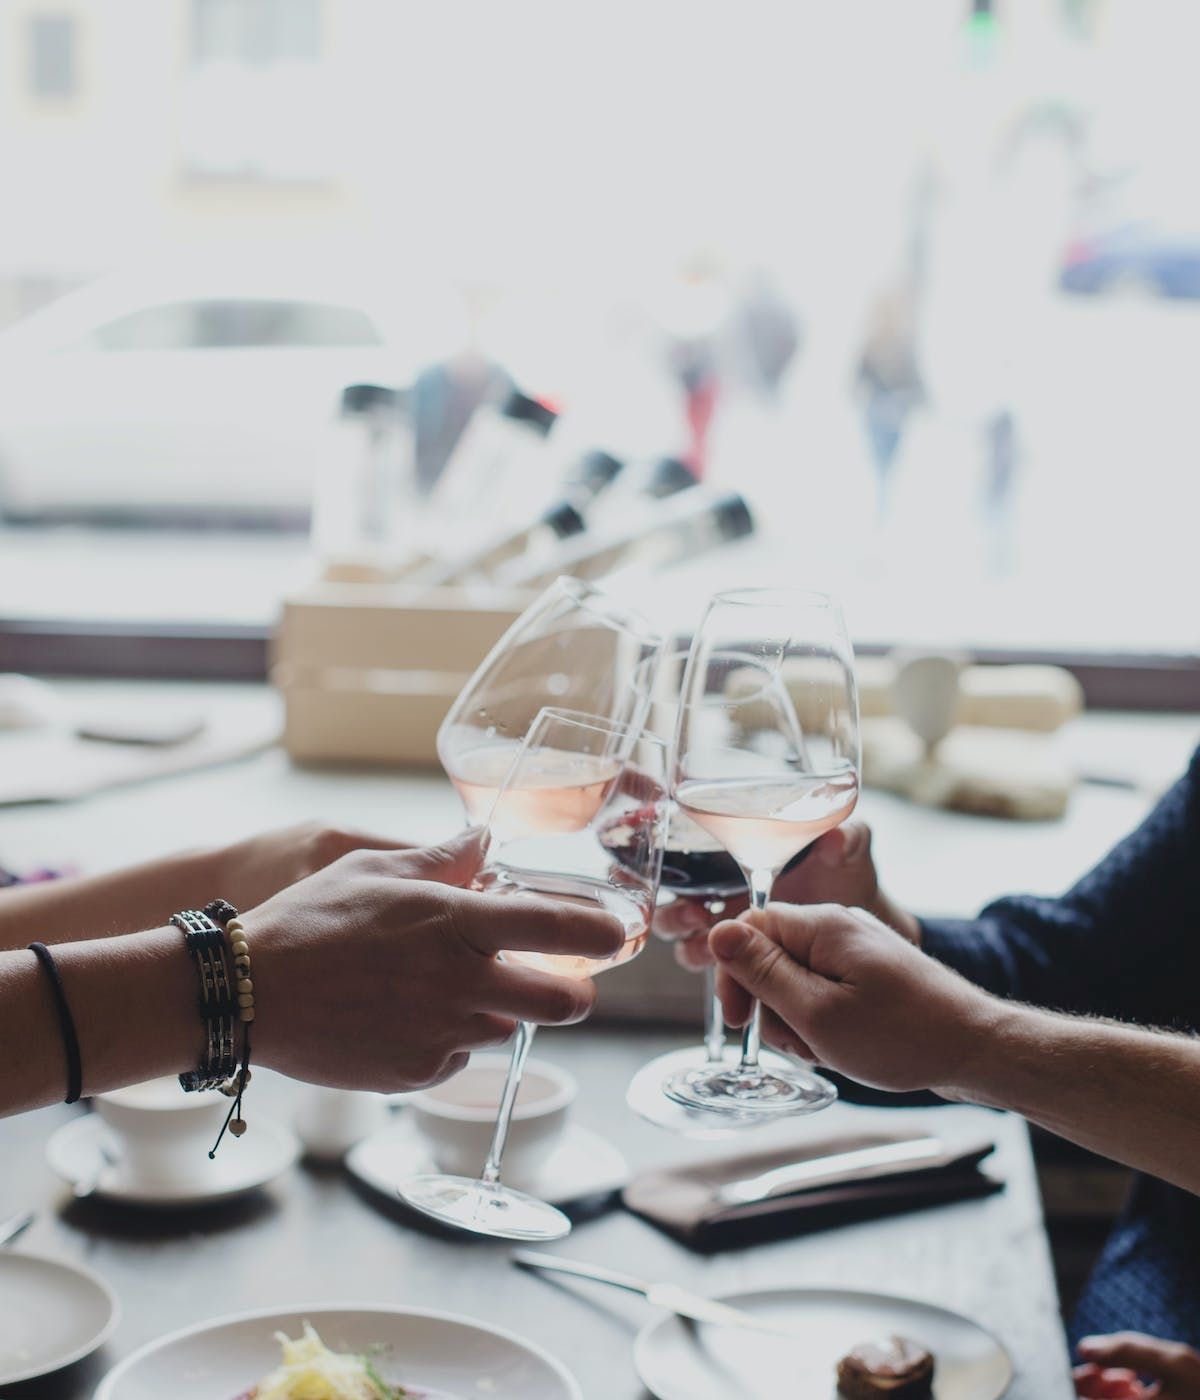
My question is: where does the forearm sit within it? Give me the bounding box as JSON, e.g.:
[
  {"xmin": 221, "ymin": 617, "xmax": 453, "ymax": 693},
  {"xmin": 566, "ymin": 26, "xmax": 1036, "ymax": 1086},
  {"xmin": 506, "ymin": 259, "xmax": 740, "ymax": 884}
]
[
  {"xmin": 0, "ymin": 929, "xmax": 202, "ymax": 1116},
  {"xmin": 950, "ymin": 1001, "xmax": 1200, "ymax": 1195},
  {"xmin": 0, "ymin": 848, "xmax": 220, "ymax": 949}
]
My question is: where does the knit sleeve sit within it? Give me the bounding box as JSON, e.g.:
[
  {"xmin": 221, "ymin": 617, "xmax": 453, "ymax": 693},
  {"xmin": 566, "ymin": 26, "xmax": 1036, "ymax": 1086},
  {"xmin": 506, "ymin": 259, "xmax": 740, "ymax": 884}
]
[{"xmin": 920, "ymin": 745, "xmax": 1200, "ymax": 1025}]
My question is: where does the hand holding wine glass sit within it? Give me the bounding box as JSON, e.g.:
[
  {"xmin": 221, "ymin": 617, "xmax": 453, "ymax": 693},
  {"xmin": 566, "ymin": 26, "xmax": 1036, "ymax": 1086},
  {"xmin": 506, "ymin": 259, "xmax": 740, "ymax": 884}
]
[
  {"xmin": 398, "ymin": 707, "xmax": 668, "ymax": 1240},
  {"xmin": 666, "ymin": 587, "xmax": 860, "ymax": 1117}
]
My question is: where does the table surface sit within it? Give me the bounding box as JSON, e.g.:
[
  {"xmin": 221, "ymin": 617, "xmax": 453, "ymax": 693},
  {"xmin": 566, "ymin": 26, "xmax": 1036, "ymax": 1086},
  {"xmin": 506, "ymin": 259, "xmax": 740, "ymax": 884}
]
[
  {"xmin": 2, "ymin": 684, "xmax": 1194, "ymax": 1399},
  {"xmin": 2, "ymin": 1033, "xmax": 1071, "ymax": 1400}
]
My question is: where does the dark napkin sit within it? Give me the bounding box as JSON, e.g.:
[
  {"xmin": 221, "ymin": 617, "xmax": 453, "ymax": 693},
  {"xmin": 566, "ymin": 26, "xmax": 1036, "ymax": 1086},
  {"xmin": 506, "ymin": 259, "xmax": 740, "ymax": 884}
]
[{"xmin": 622, "ymin": 1127, "xmax": 999, "ymax": 1253}]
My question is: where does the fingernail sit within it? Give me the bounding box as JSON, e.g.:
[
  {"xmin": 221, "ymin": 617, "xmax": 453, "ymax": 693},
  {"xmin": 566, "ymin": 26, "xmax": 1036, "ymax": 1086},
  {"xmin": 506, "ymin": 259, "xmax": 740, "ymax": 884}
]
[
  {"xmin": 1076, "ymin": 1338, "xmax": 1101, "ymax": 1356},
  {"xmin": 712, "ymin": 923, "xmax": 751, "ymax": 959}
]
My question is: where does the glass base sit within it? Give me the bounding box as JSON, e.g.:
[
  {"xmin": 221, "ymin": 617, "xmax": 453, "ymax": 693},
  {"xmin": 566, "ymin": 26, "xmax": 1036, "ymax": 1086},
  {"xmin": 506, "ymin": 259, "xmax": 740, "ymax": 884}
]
[
  {"xmin": 627, "ymin": 1045, "xmax": 805, "ymax": 1137},
  {"xmin": 663, "ymin": 1061, "xmax": 838, "ymax": 1118},
  {"xmin": 397, "ymin": 1173, "xmax": 571, "ymax": 1241}
]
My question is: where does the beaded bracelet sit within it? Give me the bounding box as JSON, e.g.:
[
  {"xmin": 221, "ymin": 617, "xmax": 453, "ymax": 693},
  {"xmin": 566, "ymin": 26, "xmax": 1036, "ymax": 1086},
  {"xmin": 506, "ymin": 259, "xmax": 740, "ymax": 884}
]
[
  {"xmin": 171, "ymin": 909, "xmax": 238, "ymax": 1092},
  {"xmin": 202, "ymin": 899, "xmax": 255, "ymax": 1158}
]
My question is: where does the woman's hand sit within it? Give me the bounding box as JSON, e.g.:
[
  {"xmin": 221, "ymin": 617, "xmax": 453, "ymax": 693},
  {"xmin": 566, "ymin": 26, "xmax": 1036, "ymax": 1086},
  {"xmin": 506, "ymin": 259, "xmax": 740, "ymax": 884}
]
[
  {"xmin": 709, "ymin": 902, "xmax": 999, "ymax": 1095},
  {"xmin": 670, "ymin": 822, "xmax": 920, "ymax": 970},
  {"xmin": 210, "ymin": 822, "xmax": 416, "ymax": 914},
  {"xmin": 1075, "ymin": 1334, "xmax": 1200, "ymax": 1398},
  {"xmin": 248, "ymin": 830, "xmax": 624, "ymax": 1093}
]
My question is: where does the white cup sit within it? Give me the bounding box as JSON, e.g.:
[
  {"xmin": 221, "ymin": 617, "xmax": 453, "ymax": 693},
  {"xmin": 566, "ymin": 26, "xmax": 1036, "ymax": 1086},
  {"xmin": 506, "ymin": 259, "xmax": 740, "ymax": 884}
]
[
  {"xmin": 409, "ymin": 1055, "xmax": 576, "ymax": 1191},
  {"xmin": 293, "ymin": 1085, "xmax": 389, "ymax": 1161},
  {"xmin": 94, "ymin": 1077, "xmax": 228, "ymax": 1188}
]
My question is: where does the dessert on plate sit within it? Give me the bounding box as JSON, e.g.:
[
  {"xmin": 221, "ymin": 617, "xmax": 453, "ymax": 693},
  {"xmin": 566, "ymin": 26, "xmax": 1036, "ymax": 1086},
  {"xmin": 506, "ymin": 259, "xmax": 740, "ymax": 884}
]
[{"xmin": 836, "ymin": 1334, "xmax": 935, "ymax": 1398}]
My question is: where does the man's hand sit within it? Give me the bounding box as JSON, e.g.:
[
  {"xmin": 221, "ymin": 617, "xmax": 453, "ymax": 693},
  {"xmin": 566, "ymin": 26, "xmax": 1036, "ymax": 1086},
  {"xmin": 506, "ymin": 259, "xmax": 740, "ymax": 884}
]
[
  {"xmin": 670, "ymin": 822, "xmax": 920, "ymax": 970},
  {"xmin": 709, "ymin": 902, "xmax": 1001, "ymax": 1095},
  {"xmin": 1075, "ymin": 1334, "xmax": 1200, "ymax": 1398}
]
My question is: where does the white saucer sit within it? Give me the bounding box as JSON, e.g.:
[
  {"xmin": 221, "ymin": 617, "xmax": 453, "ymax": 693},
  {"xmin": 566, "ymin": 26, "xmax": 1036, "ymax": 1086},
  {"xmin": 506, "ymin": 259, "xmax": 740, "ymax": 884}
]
[
  {"xmin": 0, "ymin": 1250, "xmax": 120, "ymax": 1386},
  {"xmin": 626, "ymin": 1045, "xmax": 815, "ymax": 1138},
  {"xmin": 347, "ymin": 1119, "xmax": 628, "ymax": 1207},
  {"xmin": 46, "ymin": 1112, "xmax": 299, "ymax": 1207}
]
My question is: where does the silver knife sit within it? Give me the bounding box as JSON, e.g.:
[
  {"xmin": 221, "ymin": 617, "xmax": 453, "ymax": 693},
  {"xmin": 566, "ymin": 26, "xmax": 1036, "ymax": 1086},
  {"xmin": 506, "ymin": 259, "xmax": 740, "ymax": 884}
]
[
  {"xmin": 0, "ymin": 1210, "xmax": 35, "ymax": 1248},
  {"xmin": 512, "ymin": 1249, "xmax": 800, "ymax": 1338},
  {"xmin": 715, "ymin": 1136, "xmax": 947, "ymax": 1208}
]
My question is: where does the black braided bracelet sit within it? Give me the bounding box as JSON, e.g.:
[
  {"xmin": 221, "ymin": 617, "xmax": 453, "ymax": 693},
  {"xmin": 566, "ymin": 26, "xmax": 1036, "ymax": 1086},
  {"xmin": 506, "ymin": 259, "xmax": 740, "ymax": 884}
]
[
  {"xmin": 202, "ymin": 899, "xmax": 254, "ymax": 1157},
  {"xmin": 171, "ymin": 909, "xmax": 238, "ymax": 1092},
  {"xmin": 28, "ymin": 941, "xmax": 83, "ymax": 1105}
]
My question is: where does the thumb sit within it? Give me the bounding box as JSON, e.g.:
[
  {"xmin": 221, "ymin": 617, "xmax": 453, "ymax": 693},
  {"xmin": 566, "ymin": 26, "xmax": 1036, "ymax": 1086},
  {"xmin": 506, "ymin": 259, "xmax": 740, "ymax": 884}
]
[
  {"xmin": 709, "ymin": 917, "xmax": 831, "ymax": 1023},
  {"xmin": 384, "ymin": 828, "xmax": 486, "ymax": 887}
]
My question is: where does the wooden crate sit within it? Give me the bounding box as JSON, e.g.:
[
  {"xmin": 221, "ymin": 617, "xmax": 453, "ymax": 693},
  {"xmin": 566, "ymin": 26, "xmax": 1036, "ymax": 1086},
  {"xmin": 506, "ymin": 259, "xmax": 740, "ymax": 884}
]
[{"xmin": 273, "ymin": 584, "xmax": 535, "ymax": 766}]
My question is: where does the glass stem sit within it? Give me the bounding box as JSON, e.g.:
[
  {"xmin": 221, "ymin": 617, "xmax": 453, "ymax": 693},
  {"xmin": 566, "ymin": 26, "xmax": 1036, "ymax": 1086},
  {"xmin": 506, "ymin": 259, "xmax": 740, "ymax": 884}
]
[
  {"xmin": 480, "ymin": 1019, "xmax": 536, "ymax": 1187},
  {"xmin": 703, "ymin": 895, "xmax": 727, "ymax": 1063},
  {"xmin": 703, "ymin": 965, "xmax": 725, "ymax": 1063},
  {"xmin": 739, "ymin": 869, "xmax": 775, "ymax": 1073}
]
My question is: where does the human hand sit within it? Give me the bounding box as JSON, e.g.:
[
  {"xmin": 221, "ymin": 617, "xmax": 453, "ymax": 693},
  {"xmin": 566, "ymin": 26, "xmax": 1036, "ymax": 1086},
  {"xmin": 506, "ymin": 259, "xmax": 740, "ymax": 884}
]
[
  {"xmin": 669, "ymin": 823, "xmax": 919, "ymax": 971},
  {"xmin": 1075, "ymin": 1334, "xmax": 1200, "ymax": 1398},
  {"xmin": 247, "ymin": 830, "xmax": 624, "ymax": 1093},
  {"xmin": 709, "ymin": 902, "xmax": 1001, "ymax": 1095},
  {"xmin": 210, "ymin": 821, "xmax": 416, "ymax": 913}
]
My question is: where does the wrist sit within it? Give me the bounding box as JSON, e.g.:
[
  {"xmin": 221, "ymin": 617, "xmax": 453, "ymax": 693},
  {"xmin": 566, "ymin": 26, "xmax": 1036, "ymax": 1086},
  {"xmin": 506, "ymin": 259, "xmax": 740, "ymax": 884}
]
[
  {"xmin": 54, "ymin": 928, "xmax": 202, "ymax": 1096},
  {"xmin": 933, "ymin": 984, "xmax": 1020, "ymax": 1105}
]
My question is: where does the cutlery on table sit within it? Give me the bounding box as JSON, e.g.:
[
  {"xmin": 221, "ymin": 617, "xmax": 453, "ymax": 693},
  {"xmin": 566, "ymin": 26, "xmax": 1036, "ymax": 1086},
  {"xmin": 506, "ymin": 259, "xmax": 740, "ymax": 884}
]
[
  {"xmin": 714, "ymin": 1135, "xmax": 948, "ymax": 1208},
  {"xmin": 0, "ymin": 1210, "xmax": 34, "ymax": 1247},
  {"xmin": 512, "ymin": 1249, "xmax": 799, "ymax": 1339}
]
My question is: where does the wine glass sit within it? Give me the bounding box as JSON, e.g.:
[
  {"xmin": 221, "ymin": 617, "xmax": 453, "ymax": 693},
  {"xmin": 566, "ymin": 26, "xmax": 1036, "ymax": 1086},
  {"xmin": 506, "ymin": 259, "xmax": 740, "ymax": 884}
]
[
  {"xmin": 438, "ymin": 576, "xmax": 664, "ymax": 824},
  {"xmin": 624, "ymin": 650, "xmax": 812, "ymax": 1137},
  {"xmin": 398, "ymin": 707, "xmax": 669, "ymax": 1240},
  {"xmin": 664, "ymin": 587, "xmax": 860, "ymax": 1117}
]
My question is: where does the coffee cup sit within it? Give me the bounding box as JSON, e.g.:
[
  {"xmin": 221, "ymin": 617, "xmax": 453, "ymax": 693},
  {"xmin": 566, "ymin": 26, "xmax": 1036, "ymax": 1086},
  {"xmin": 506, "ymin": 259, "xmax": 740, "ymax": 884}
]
[
  {"xmin": 94, "ymin": 1077, "xmax": 228, "ymax": 1188},
  {"xmin": 408, "ymin": 1055, "xmax": 575, "ymax": 1191}
]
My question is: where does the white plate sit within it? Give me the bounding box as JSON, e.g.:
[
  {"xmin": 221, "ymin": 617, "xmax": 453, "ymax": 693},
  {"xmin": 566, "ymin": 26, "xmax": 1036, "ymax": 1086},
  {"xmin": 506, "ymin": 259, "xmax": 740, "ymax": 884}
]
[
  {"xmin": 0, "ymin": 1250, "xmax": 120, "ymax": 1386},
  {"xmin": 636, "ymin": 1286, "xmax": 1012, "ymax": 1400},
  {"xmin": 347, "ymin": 1120, "xmax": 628, "ymax": 1207},
  {"xmin": 93, "ymin": 1304, "xmax": 582, "ymax": 1400},
  {"xmin": 47, "ymin": 1113, "xmax": 299, "ymax": 1207}
]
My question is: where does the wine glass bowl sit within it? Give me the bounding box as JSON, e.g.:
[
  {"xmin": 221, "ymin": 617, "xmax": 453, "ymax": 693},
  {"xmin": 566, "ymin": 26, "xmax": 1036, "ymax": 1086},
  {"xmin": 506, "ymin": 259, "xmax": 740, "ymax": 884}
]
[
  {"xmin": 665, "ymin": 587, "xmax": 860, "ymax": 1118},
  {"xmin": 437, "ymin": 577, "xmax": 664, "ymax": 823}
]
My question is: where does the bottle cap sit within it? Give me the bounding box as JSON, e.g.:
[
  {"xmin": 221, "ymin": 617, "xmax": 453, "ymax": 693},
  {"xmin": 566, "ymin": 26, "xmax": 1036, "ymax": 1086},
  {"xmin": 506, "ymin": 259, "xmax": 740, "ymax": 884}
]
[
  {"xmin": 571, "ymin": 449, "xmax": 624, "ymax": 500},
  {"xmin": 712, "ymin": 493, "xmax": 754, "ymax": 542},
  {"xmin": 645, "ymin": 456, "xmax": 699, "ymax": 499},
  {"xmin": 541, "ymin": 501, "xmax": 587, "ymax": 540},
  {"xmin": 341, "ymin": 383, "xmax": 400, "ymax": 415},
  {"xmin": 502, "ymin": 389, "xmax": 559, "ymax": 435}
]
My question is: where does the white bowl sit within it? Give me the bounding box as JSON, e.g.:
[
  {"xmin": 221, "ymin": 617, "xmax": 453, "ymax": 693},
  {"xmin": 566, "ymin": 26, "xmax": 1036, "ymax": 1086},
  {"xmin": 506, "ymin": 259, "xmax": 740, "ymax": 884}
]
[
  {"xmin": 409, "ymin": 1055, "xmax": 575, "ymax": 1189},
  {"xmin": 94, "ymin": 1076, "xmax": 228, "ymax": 1188}
]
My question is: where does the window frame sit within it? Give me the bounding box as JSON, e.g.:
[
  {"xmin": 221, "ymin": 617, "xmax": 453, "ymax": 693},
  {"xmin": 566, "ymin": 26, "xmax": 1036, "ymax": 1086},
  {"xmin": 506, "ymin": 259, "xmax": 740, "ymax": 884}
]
[{"xmin": 0, "ymin": 616, "xmax": 1196, "ymax": 711}]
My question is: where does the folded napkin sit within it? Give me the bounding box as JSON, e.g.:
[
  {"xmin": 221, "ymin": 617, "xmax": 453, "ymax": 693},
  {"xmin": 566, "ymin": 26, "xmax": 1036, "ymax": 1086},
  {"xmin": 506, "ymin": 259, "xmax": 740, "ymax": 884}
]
[{"xmin": 622, "ymin": 1127, "xmax": 999, "ymax": 1253}]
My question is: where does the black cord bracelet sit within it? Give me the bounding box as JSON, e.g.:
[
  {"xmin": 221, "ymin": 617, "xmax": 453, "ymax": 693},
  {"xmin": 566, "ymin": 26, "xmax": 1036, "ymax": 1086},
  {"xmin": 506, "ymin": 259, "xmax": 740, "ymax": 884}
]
[{"xmin": 28, "ymin": 941, "xmax": 83, "ymax": 1105}]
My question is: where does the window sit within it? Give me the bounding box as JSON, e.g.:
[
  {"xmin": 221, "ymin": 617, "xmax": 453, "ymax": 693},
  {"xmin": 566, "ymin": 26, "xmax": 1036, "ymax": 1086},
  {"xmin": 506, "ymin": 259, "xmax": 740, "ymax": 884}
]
[
  {"xmin": 1, "ymin": 2, "xmax": 1198, "ymax": 699},
  {"xmin": 85, "ymin": 300, "xmax": 380, "ymax": 352},
  {"xmin": 88, "ymin": 304, "xmax": 199, "ymax": 352},
  {"xmin": 28, "ymin": 14, "xmax": 76, "ymax": 99},
  {"xmin": 191, "ymin": 301, "xmax": 382, "ymax": 349},
  {"xmin": 192, "ymin": 0, "xmax": 320, "ymax": 65},
  {"xmin": 182, "ymin": 0, "xmax": 328, "ymax": 181}
]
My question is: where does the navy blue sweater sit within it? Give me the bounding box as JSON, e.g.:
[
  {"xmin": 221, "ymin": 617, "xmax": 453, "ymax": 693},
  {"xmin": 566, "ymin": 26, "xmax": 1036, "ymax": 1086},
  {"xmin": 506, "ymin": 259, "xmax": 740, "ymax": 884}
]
[{"xmin": 921, "ymin": 743, "xmax": 1200, "ymax": 1346}]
